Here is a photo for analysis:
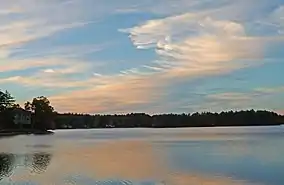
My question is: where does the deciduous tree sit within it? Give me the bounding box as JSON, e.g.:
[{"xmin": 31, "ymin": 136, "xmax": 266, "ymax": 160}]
[{"xmin": 25, "ymin": 96, "xmax": 55, "ymax": 130}]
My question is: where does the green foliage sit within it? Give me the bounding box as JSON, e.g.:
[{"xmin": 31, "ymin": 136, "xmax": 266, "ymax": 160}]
[
  {"xmin": 0, "ymin": 90, "xmax": 17, "ymax": 129},
  {"xmin": 31, "ymin": 96, "xmax": 54, "ymax": 115},
  {"xmin": 24, "ymin": 101, "xmax": 32, "ymax": 111},
  {"xmin": 0, "ymin": 90, "xmax": 15, "ymax": 112},
  {"xmin": 25, "ymin": 96, "xmax": 55, "ymax": 130},
  {"xmin": 0, "ymin": 90, "xmax": 56, "ymax": 130}
]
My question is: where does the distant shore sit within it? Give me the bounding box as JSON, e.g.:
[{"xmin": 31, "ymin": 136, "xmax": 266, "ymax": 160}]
[
  {"xmin": 0, "ymin": 129, "xmax": 54, "ymax": 137},
  {"xmin": 1, "ymin": 124, "xmax": 283, "ymax": 137}
]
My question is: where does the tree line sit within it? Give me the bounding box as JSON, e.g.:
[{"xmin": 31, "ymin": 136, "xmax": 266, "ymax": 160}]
[
  {"xmin": 55, "ymin": 111, "xmax": 284, "ymax": 129},
  {"xmin": 0, "ymin": 90, "xmax": 55, "ymax": 130},
  {"xmin": 1, "ymin": 89, "xmax": 284, "ymax": 130}
]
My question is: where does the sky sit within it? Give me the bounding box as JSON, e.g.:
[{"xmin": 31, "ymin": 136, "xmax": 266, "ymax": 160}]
[{"xmin": 0, "ymin": 0, "xmax": 284, "ymax": 114}]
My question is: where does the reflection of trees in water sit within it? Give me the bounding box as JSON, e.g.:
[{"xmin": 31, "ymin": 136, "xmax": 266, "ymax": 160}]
[
  {"xmin": 0, "ymin": 153, "xmax": 15, "ymax": 180},
  {"xmin": 0, "ymin": 152, "xmax": 52, "ymax": 180},
  {"xmin": 31, "ymin": 153, "xmax": 52, "ymax": 174}
]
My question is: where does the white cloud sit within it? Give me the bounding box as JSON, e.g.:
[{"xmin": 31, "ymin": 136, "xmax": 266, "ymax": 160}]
[
  {"xmin": 0, "ymin": 56, "xmax": 98, "ymax": 74},
  {"xmin": 0, "ymin": 0, "xmax": 283, "ymax": 113},
  {"xmin": 143, "ymin": 65, "xmax": 164, "ymax": 71},
  {"xmin": 121, "ymin": 0, "xmax": 284, "ymax": 80},
  {"xmin": 121, "ymin": 16, "xmax": 265, "ymax": 79},
  {"xmin": 93, "ymin": 73, "xmax": 103, "ymax": 77},
  {"xmin": 43, "ymin": 69, "xmax": 55, "ymax": 73},
  {"xmin": 0, "ymin": 0, "xmax": 111, "ymax": 73},
  {"xmin": 119, "ymin": 13, "xmax": 198, "ymax": 49},
  {"xmin": 0, "ymin": 57, "xmax": 100, "ymax": 89}
]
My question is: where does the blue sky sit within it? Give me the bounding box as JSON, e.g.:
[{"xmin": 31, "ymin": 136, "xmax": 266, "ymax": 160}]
[{"xmin": 0, "ymin": 0, "xmax": 284, "ymax": 114}]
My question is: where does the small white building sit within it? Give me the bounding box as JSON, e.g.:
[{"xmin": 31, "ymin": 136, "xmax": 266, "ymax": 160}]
[{"xmin": 13, "ymin": 108, "xmax": 32, "ymax": 127}]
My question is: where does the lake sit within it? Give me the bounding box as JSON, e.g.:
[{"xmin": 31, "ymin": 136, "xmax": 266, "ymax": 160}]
[{"xmin": 0, "ymin": 126, "xmax": 284, "ymax": 185}]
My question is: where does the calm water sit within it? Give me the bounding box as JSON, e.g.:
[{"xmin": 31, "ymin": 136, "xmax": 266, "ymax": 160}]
[{"xmin": 0, "ymin": 126, "xmax": 284, "ymax": 185}]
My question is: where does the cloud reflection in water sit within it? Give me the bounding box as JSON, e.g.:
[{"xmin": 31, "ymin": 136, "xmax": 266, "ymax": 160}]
[{"xmin": 7, "ymin": 140, "xmax": 256, "ymax": 185}]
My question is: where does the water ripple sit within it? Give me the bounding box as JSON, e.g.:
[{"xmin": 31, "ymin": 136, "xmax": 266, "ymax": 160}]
[{"xmin": 0, "ymin": 153, "xmax": 15, "ymax": 179}]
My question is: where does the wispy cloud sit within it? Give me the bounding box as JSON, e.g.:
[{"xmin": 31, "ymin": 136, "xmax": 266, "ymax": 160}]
[
  {"xmin": 0, "ymin": 0, "xmax": 108, "ymax": 92},
  {"xmin": 255, "ymin": 86, "xmax": 284, "ymax": 94},
  {"xmin": 50, "ymin": 73, "xmax": 166, "ymax": 113},
  {"xmin": 203, "ymin": 86, "xmax": 284, "ymax": 112},
  {"xmin": 0, "ymin": 57, "xmax": 102, "ymax": 88},
  {"xmin": 0, "ymin": 0, "xmax": 104, "ymax": 74},
  {"xmin": 0, "ymin": 0, "xmax": 283, "ymax": 113},
  {"xmin": 120, "ymin": 5, "xmax": 283, "ymax": 78},
  {"xmin": 40, "ymin": 1, "xmax": 284, "ymax": 113}
]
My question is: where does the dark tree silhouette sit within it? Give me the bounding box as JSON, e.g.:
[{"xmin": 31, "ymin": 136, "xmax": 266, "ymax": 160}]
[
  {"xmin": 25, "ymin": 96, "xmax": 55, "ymax": 130},
  {"xmin": 24, "ymin": 101, "xmax": 32, "ymax": 111},
  {"xmin": 0, "ymin": 90, "xmax": 15, "ymax": 111},
  {"xmin": 54, "ymin": 110, "xmax": 284, "ymax": 129},
  {"xmin": 0, "ymin": 90, "xmax": 17, "ymax": 129},
  {"xmin": 1, "ymin": 89, "xmax": 284, "ymax": 131}
]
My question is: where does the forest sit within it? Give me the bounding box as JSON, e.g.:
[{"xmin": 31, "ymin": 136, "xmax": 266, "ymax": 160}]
[
  {"xmin": 1, "ymin": 89, "xmax": 284, "ymax": 130},
  {"xmin": 55, "ymin": 111, "xmax": 284, "ymax": 129}
]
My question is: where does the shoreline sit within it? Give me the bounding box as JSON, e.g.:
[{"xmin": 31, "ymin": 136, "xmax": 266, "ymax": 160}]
[
  {"xmin": 0, "ymin": 129, "xmax": 54, "ymax": 137},
  {"xmin": 55, "ymin": 123, "xmax": 283, "ymax": 130},
  {"xmin": 1, "ymin": 124, "xmax": 283, "ymax": 137}
]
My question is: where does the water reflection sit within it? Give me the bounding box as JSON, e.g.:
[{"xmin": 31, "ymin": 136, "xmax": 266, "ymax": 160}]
[
  {"xmin": 31, "ymin": 153, "xmax": 52, "ymax": 174},
  {"xmin": 1, "ymin": 127, "xmax": 284, "ymax": 185},
  {"xmin": 0, "ymin": 152, "xmax": 52, "ymax": 181},
  {"xmin": 0, "ymin": 153, "xmax": 15, "ymax": 179},
  {"xmin": 8, "ymin": 140, "xmax": 254, "ymax": 185}
]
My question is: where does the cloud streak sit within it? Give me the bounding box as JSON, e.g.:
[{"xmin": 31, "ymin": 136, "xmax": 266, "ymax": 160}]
[
  {"xmin": 201, "ymin": 86, "xmax": 284, "ymax": 112},
  {"xmin": 50, "ymin": 73, "xmax": 166, "ymax": 113},
  {"xmin": 0, "ymin": 0, "xmax": 108, "ymax": 74},
  {"xmin": 0, "ymin": 0, "xmax": 283, "ymax": 113},
  {"xmin": 42, "ymin": 1, "xmax": 284, "ymax": 113}
]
